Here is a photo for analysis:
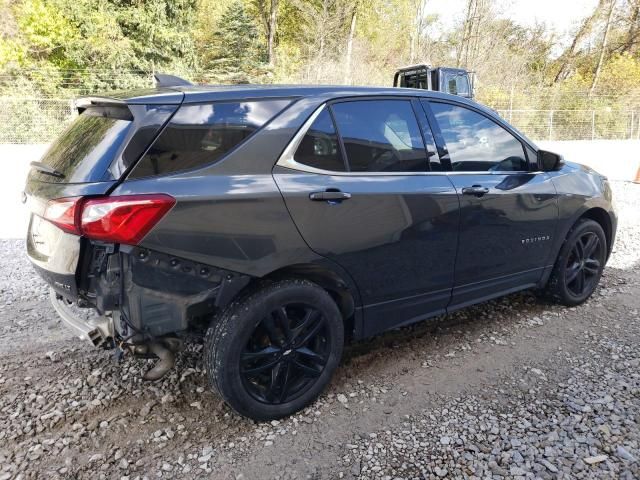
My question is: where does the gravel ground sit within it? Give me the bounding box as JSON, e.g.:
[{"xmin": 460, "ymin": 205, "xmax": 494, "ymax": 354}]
[{"xmin": 0, "ymin": 181, "xmax": 639, "ymax": 480}]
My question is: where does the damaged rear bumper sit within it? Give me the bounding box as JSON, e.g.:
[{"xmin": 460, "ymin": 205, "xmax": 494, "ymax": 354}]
[{"xmin": 49, "ymin": 288, "xmax": 114, "ymax": 347}]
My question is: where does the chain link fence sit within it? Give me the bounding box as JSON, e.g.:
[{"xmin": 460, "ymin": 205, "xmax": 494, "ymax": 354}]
[
  {"xmin": 0, "ymin": 96, "xmax": 639, "ymax": 144},
  {"xmin": 497, "ymin": 109, "xmax": 640, "ymax": 141},
  {"xmin": 0, "ymin": 98, "xmax": 76, "ymax": 144}
]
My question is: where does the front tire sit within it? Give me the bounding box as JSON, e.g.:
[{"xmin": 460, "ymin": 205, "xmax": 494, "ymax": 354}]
[
  {"xmin": 205, "ymin": 278, "xmax": 344, "ymax": 421},
  {"xmin": 545, "ymin": 218, "xmax": 607, "ymax": 306}
]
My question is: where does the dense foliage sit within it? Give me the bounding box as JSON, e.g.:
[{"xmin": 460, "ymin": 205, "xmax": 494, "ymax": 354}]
[{"xmin": 1, "ymin": 0, "xmax": 640, "ymax": 112}]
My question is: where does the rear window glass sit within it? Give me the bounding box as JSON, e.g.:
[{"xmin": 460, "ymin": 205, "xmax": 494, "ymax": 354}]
[
  {"xmin": 130, "ymin": 99, "xmax": 291, "ymax": 178},
  {"xmin": 34, "ymin": 106, "xmax": 133, "ymax": 183}
]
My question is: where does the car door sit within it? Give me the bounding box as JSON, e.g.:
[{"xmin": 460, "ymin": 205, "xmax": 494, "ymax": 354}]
[
  {"xmin": 273, "ymin": 97, "xmax": 459, "ymax": 337},
  {"xmin": 422, "ymin": 99, "xmax": 559, "ymax": 309}
]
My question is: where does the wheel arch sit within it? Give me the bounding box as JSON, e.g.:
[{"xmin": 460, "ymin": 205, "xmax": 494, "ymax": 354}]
[
  {"xmin": 257, "ymin": 263, "xmax": 361, "ymax": 340},
  {"xmin": 579, "ymin": 207, "xmax": 613, "ymax": 260}
]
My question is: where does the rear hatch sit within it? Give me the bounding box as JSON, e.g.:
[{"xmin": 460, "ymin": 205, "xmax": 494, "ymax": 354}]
[{"xmin": 25, "ymin": 89, "xmax": 183, "ymax": 298}]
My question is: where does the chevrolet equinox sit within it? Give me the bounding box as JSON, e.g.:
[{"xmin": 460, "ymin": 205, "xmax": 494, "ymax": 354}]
[{"xmin": 25, "ymin": 83, "xmax": 617, "ymax": 420}]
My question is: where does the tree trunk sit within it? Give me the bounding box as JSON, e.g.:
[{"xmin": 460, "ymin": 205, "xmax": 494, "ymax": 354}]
[
  {"xmin": 621, "ymin": 1, "xmax": 640, "ymax": 55},
  {"xmin": 554, "ymin": 0, "xmax": 605, "ymax": 83},
  {"xmin": 457, "ymin": 0, "xmax": 474, "ymax": 67},
  {"xmin": 589, "ymin": 0, "xmax": 616, "ymax": 96},
  {"xmin": 344, "ymin": 5, "xmax": 357, "ymax": 84},
  {"xmin": 267, "ymin": 0, "xmax": 279, "ymax": 66}
]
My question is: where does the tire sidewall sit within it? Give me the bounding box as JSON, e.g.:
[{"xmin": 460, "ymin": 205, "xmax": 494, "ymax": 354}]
[{"xmin": 209, "ymin": 280, "xmax": 344, "ymax": 421}]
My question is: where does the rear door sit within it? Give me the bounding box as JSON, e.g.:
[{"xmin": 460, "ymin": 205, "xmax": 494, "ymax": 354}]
[
  {"xmin": 422, "ymin": 100, "xmax": 558, "ymax": 308},
  {"xmin": 274, "ymin": 97, "xmax": 459, "ymax": 337}
]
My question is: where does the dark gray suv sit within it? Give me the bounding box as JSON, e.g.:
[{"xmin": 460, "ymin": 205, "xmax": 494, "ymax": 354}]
[{"xmin": 25, "ymin": 84, "xmax": 617, "ymax": 420}]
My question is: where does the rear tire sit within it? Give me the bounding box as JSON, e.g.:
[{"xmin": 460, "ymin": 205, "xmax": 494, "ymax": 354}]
[
  {"xmin": 544, "ymin": 218, "xmax": 606, "ymax": 306},
  {"xmin": 204, "ymin": 278, "xmax": 344, "ymax": 421}
]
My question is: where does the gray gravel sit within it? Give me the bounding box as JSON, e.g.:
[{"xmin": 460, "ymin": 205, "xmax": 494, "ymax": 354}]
[{"xmin": 0, "ymin": 181, "xmax": 639, "ymax": 480}]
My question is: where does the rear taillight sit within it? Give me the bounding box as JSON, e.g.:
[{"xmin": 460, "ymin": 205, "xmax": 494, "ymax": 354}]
[
  {"xmin": 43, "ymin": 197, "xmax": 82, "ymax": 234},
  {"xmin": 43, "ymin": 194, "xmax": 175, "ymax": 245}
]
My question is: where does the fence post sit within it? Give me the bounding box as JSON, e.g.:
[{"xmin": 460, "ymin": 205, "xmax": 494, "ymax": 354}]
[
  {"xmin": 548, "ymin": 110, "xmax": 554, "ymax": 140},
  {"xmin": 591, "ymin": 110, "xmax": 595, "ymax": 140}
]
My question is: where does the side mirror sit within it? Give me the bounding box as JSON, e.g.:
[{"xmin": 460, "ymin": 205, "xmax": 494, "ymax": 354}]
[{"xmin": 538, "ymin": 150, "xmax": 564, "ymax": 172}]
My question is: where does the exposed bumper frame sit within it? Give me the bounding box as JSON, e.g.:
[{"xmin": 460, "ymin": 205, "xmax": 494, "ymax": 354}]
[{"xmin": 49, "ymin": 288, "xmax": 114, "ymax": 347}]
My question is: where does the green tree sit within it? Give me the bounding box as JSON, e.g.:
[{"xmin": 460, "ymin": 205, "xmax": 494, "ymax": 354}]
[{"xmin": 201, "ymin": 1, "xmax": 267, "ymax": 82}]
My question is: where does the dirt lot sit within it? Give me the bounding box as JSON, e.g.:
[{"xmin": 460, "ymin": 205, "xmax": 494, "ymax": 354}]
[{"xmin": 1, "ymin": 182, "xmax": 639, "ymax": 480}]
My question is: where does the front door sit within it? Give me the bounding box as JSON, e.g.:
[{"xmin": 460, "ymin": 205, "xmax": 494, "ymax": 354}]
[
  {"xmin": 423, "ymin": 100, "xmax": 558, "ymax": 309},
  {"xmin": 274, "ymin": 98, "xmax": 459, "ymax": 337}
]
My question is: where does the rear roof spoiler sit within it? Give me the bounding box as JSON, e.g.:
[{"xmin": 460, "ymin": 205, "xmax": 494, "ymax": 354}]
[
  {"xmin": 154, "ymin": 73, "xmax": 193, "ymax": 88},
  {"xmin": 75, "ymin": 96, "xmax": 127, "ymax": 114}
]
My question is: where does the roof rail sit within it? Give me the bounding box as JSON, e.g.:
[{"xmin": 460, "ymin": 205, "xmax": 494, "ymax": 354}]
[{"xmin": 154, "ymin": 73, "xmax": 194, "ymax": 88}]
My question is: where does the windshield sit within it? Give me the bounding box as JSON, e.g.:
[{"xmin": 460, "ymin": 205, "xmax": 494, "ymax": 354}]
[{"xmin": 33, "ymin": 105, "xmax": 133, "ymax": 183}]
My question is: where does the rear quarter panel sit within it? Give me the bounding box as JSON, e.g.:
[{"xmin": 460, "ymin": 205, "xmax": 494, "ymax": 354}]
[{"xmin": 111, "ymin": 97, "xmax": 327, "ymax": 277}]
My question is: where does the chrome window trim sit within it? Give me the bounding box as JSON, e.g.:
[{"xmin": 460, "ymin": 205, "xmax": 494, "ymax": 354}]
[{"xmin": 275, "ymin": 103, "xmax": 542, "ymax": 177}]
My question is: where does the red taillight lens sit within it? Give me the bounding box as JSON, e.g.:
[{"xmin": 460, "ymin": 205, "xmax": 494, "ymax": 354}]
[
  {"xmin": 43, "ymin": 197, "xmax": 81, "ymax": 234},
  {"xmin": 43, "ymin": 194, "xmax": 175, "ymax": 245},
  {"xmin": 80, "ymin": 194, "xmax": 176, "ymax": 245}
]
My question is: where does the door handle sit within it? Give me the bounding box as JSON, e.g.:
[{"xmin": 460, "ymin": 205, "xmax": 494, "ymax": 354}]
[
  {"xmin": 309, "ymin": 190, "xmax": 352, "ymax": 202},
  {"xmin": 461, "ymin": 185, "xmax": 490, "ymax": 197}
]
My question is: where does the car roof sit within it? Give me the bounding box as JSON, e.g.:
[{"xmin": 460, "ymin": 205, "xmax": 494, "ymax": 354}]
[
  {"xmin": 77, "ymin": 83, "xmax": 508, "ymax": 133},
  {"xmin": 80, "ymin": 83, "xmax": 482, "ymax": 107}
]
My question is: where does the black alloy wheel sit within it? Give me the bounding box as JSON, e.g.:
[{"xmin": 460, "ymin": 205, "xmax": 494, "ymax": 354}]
[
  {"xmin": 545, "ymin": 218, "xmax": 607, "ymax": 306},
  {"xmin": 240, "ymin": 304, "xmax": 330, "ymax": 404},
  {"xmin": 205, "ymin": 278, "xmax": 344, "ymax": 420},
  {"xmin": 564, "ymin": 231, "xmax": 603, "ymax": 297}
]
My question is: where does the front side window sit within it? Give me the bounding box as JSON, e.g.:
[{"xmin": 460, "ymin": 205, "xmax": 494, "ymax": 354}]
[
  {"xmin": 130, "ymin": 99, "xmax": 291, "ymax": 178},
  {"xmin": 427, "ymin": 101, "xmax": 528, "ymax": 172},
  {"xmin": 331, "ymin": 100, "xmax": 428, "ymax": 173},
  {"xmin": 294, "ymin": 109, "xmax": 346, "ymax": 172}
]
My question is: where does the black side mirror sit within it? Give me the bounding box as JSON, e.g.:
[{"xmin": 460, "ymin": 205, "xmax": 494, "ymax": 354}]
[{"xmin": 538, "ymin": 150, "xmax": 564, "ymax": 172}]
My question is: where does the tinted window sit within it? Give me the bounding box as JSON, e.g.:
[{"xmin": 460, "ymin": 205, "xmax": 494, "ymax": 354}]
[
  {"xmin": 294, "ymin": 109, "xmax": 345, "ymax": 172},
  {"xmin": 331, "ymin": 100, "xmax": 428, "ymax": 172},
  {"xmin": 428, "ymin": 102, "xmax": 528, "ymax": 172},
  {"xmin": 131, "ymin": 99, "xmax": 290, "ymax": 178},
  {"xmin": 34, "ymin": 106, "xmax": 133, "ymax": 183}
]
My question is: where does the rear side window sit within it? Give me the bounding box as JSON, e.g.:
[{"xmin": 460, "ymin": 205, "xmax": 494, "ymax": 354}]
[
  {"xmin": 34, "ymin": 105, "xmax": 133, "ymax": 183},
  {"xmin": 427, "ymin": 101, "xmax": 528, "ymax": 172},
  {"xmin": 130, "ymin": 99, "xmax": 291, "ymax": 178},
  {"xmin": 294, "ymin": 109, "xmax": 346, "ymax": 172},
  {"xmin": 331, "ymin": 100, "xmax": 428, "ymax": 173}
]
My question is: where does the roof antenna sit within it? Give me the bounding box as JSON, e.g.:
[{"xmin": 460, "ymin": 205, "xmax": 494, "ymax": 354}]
[{"xmin": 154, "ymin": 73, "xmax": 193, "ymax": 88}]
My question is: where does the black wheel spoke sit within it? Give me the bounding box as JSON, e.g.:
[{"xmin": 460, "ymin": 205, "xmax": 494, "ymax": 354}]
[
  {"xmin": 274, "ymin": 307, "xmax": 292, "ymax": 342},
  {"xmin": 292, "ymin": 359, "xmax": 322, "ymax": 378},
  {"xmin": 277, "ymin": 362, "xmax": 292, "ymax": 403},
  {"xmin": 566, "ymin": 263, "xmax": 581, "ymax": 283},
  {"xmin": 583, "ymin": 234, "xmax": 599, "ymax": 258},
  {"xmin": 574, "ymin": 268, "xmax": 585, "ymax": 293},
  {"xmin": 584, "ymin": 258, "xmax": 600, "ymax": 276},
  {"xmin": 572, "ymin": 242, "xmax": 583, "ymax": 262},
  {"xmin": 241, "ymin": 346, "xmax": 281, "ymax": 374},
  {"xmin": 296, "ymin": 346, "xmax": 326, "ymax": 364},
  {"xmin": 291, "ymin": 308, "xmax": 317, "ymax": 339},
  {"xmin": 294, "ymin": 315, "xmax": 325, "ymax": 347},
  {"xmin": 242, "ymin": 345, "xmax": 280, "ymax": 362}
]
